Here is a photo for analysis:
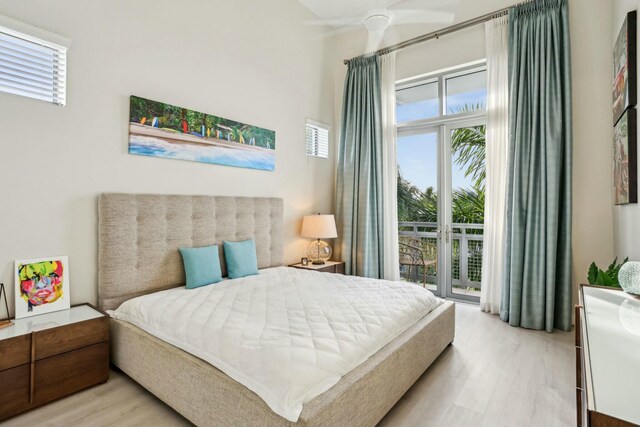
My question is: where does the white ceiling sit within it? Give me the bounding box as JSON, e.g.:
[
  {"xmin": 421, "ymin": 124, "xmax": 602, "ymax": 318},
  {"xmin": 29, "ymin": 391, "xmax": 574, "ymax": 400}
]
[{"xmin": 297, "ymin": 0, "xmax": 457, "ymax": 22}]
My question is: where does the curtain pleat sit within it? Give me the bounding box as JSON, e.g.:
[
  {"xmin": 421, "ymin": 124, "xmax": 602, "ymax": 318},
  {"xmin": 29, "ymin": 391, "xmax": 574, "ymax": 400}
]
[
  {"xmin": 501, "ymin": 0, "xmax": 573, "ymax": 332},
  {"xmin": 380, "ymin": 52, "xmax": 400, "ymax": 281},
  {"xmin": 335, "ymin": 56, "xmax": 385, "ymax": 278},
  {"xmin": 481, "ymin": 17, "xmax": 510, "ymax": 315}
]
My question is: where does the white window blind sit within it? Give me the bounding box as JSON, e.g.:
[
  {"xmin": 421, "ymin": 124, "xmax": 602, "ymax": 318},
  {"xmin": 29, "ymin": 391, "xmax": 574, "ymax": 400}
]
[
  {"xmin": 306, "ymin": 120, "xmax": 329, "ymax": 159},
  {"xmin": 0, "ymin": 24, "xmax": 67, "ymax": 106}
]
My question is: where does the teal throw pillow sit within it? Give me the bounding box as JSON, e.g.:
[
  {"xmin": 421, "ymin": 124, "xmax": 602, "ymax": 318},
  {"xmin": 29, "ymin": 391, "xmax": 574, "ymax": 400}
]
[
  {"xmin": 179, "ymin": 245, "xmax": 223, "ymax": 289},
  {"xmin": 223, "ymin": 239, "xmax": 259, "ymax": 279}
]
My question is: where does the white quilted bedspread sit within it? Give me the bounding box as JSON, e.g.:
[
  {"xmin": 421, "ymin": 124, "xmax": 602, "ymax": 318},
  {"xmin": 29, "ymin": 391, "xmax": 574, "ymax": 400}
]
[{"xmin": 110, "ymin": 266, "xmax": 441, "ymax": 422}]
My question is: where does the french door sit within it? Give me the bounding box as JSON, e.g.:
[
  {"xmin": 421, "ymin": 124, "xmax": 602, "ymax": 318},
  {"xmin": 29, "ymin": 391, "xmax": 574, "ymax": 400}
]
[{"xmin": 397, "ymin": 117, "xmax": 485, "ymax": 303}]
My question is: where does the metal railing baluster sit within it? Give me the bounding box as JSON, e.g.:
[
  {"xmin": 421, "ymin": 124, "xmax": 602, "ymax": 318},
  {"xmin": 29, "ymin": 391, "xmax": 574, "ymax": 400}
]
[{"xmin": 398, "ymin": 221, "xmax": 483, "ymax": 291}]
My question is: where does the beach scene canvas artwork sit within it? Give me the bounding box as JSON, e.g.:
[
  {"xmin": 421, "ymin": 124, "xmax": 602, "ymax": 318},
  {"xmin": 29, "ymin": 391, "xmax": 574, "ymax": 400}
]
[{"xmin": 129, "ymin": 96, "xmax": 276, "ymax": 171}]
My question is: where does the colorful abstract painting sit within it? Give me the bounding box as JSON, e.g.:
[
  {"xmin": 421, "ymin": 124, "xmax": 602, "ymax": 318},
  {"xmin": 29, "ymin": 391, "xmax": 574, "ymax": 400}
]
[
  {"xmin": 613, "ymin": 11, "xmax": 637, "ymax": 125},
  {"xmin": 128, "ymin": 96, "xmax": 276, "ymax": 171},
  {"xmin": 614, "ymin": 109, "xmax": 637, "ymax": 205},
  {"xmin": 15, "ymin": 256, "xmax": 70, "ymax": 319}
]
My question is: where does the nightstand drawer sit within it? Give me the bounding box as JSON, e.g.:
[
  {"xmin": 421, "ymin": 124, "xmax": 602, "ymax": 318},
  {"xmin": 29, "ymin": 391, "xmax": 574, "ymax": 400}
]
[
  {"xmin": 0, "ymin": 334, "xmax": 31, "ymax": 371},
  {"xmin": 34, "ymin": 316, "xmax": 109, "ymax": 360},
  {"xmin": 0, "ymin": 304, "xmax": 109, "ymax": 421},
  {"xmin": 33, "ymin": 341, "xmax": 109, "ymax": 406},
  {"xmin": 0, "ymin": 364, "xmax": 30, "ymax": 419}
]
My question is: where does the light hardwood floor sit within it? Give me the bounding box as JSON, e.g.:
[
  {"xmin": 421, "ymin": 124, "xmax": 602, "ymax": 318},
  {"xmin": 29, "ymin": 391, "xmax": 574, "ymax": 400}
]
[{"xmin": 4, "ymin": 303, "xmax": 575, "ymax": 427}]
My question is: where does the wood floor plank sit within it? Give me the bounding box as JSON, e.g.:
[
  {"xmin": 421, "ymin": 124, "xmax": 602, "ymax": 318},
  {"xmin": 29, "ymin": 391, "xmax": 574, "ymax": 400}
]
[
  {"xmin": 379, "ymin": 303, "xmax": 575, "ymax": 427},
  {"xmin": 4, "ymin": 303, "xmax": 574, "ymax": 427}
]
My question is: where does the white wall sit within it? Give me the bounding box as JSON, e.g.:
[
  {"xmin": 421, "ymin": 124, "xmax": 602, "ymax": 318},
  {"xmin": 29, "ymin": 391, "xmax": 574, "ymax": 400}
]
[
  {"xmin": 570, "ymin": 0, "xmax": 615, "ymax": 294},
  {"xmin": 613, "ymin": 0, "xmax": 640, "ymax": 261},
  {"xmin": 329, "ymin": 0, "xmax": 615, "ymax": 303},
  {"xmin": 0, "ymin": 0, "xmax": 336, "ymax": 314}
]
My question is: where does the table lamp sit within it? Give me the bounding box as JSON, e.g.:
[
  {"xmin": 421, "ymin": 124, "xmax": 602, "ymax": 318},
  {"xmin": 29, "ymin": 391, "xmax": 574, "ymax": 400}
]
[{"xmin": 301, "ymin": 214, "xmax": 338, "ymax": 265}]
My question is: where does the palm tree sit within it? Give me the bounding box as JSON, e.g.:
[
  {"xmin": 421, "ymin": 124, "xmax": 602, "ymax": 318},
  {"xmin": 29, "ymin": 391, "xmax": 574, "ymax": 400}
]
[
  {"xmin": 231, "ymin": 127, "xmax": 245, "ymax": 143},
  {"xmin": 452, "ymin": 125, "xmax": 486, "ymax": 189},
  {"xmin": 451, "ymin": 186, "xmax": 485, "ymax": 224},
  {"xmin": 398, "ymin": 174, "xmax": 484, "ymax": 224},
  {"xmin": 397, "ymin": 170, "xmax": 425, "ymax": 221},
  {"xmin": 451, "ymin": 104, "xmax": 487, "ymax": 191}
]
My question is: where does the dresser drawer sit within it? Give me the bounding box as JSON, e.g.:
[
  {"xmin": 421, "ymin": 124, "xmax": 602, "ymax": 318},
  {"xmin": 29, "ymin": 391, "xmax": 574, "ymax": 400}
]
[
  {"xmin": 0, "ymin": 364, "xmax": 30, "ymax": 420},
  {"xmin": 33, "ymin": 341, "xmax": 109, "ymax": 406},
  {"xmin": 0, "ymin": 334, "xmax": 31, "ymax": 371},
  {"xmin": 33, "ymin": 316, "xmax": 109, "ymax": 360}
]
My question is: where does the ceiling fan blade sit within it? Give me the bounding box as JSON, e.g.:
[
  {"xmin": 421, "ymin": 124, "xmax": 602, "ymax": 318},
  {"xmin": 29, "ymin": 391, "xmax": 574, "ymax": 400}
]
[
  {"xmin": 303, "ymin": 17, "xmax": 363, "ymax": 27},
  {"xmin": 310, "ymin": 25, "xmax": 360, "ymax": 43},
  {"xmin": 391, "ymin": 9, "xmax": 455, "ymax": 25},
  {"xmin": 322, "ymin": 26, "xmax": 361, "ymax": 38},
  {"xmin": 388, "ymin": 0, "xmax": 461, "ymax": 11}
]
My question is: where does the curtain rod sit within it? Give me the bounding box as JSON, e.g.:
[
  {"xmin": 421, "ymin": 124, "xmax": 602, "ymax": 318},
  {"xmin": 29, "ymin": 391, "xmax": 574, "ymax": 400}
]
[{"xmin": 343, "ymin": 6, "xmax": 511, "ymax": 64}]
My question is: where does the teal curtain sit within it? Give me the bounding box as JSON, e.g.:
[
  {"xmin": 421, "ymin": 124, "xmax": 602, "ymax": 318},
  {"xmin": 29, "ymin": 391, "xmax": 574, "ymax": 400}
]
[
  {"xmin": 335, "ymin": 56, "xmax": 384, "ymax": 278},
  {"xmin": 500, "ymin": 0, "xmax": 573, "ymax": 332}
]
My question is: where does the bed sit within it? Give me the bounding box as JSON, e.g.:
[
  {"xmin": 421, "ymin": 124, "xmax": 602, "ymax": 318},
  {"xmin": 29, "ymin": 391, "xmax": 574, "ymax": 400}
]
[{"xmin": 98, "ymin": 193, "xmax": 455, "ymax": 427}]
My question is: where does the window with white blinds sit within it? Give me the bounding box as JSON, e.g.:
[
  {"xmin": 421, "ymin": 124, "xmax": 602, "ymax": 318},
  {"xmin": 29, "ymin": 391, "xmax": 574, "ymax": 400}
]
[
  {"xmin": 0, "ymin": 25, "xmax": 67, "ymax": 106},
  {"xmin": 305, "ymin": 120, "xmax": 329, "ymax": 159}
]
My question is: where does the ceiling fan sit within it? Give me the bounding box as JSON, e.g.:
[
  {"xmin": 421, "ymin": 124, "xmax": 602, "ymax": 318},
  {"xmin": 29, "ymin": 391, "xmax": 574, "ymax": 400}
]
[{"xmin": 307, "ymin": 0, "xmax": 458, "ymax": 51}]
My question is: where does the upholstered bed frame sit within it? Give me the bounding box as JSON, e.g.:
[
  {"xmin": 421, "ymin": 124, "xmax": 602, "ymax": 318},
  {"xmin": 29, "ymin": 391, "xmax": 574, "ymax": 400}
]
[{"xmin": 98, "ymin": 193, "xmax": 455, "ymax": 427}]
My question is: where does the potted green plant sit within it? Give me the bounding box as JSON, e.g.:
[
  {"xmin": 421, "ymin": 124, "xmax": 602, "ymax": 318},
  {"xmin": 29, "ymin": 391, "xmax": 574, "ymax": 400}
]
[{"xmin": 587, "ymin": 257, "xmax": 628, "ymax": 287}]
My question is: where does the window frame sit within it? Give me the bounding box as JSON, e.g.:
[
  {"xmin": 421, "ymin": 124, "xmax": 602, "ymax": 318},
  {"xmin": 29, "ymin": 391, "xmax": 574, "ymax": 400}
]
[
  {"xmin": 395, "ymin": 78, "xmax": 439, "ymax": 122},
  {"xmin": 305, "ymin": 119, "xmax": 330, "ymax": 159},
  {"xmin": 395, "ymin": 60, "xmax": 487, "ymax": 305},
  {"xmin": 396, "ymin": 60, "xmax": 487, "ymax": 134},
  {"xmin": 0, "ymin": 14, "xmax": 70, "ymax": 106}
]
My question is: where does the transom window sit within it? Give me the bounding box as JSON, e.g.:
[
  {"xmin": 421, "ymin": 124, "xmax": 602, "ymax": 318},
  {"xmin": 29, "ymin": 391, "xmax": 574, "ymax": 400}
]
[{"xmin": 396, "ymin": 65, "xmax": 487, "ymax": 124}]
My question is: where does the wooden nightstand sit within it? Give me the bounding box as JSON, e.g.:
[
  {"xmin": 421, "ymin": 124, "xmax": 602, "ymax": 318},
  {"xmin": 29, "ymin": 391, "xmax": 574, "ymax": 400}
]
[
  {"xmin": 289, "ymin": 260, "xmax": 346, "ymax": 274},
  {"xmin": 0, "ymin": 303, "xmax": 109, "ymax": 421}
]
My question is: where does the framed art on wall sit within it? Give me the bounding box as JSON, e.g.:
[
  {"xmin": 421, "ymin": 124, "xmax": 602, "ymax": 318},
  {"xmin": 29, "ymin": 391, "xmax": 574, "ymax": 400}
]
[
  {"xmin": 613, "ymin": 10, "xmax": 637, "ymax": 125},
  {"xmin": 128, "ymin": 96, "xmax": 276, "ymax": 171},
  {"xmin": 15, "ymin": 256, "xmax": 70, "ymax": 319},
  {"xmin": 614, "ymin": 109, "xmax": 637, "ymax": 205}
]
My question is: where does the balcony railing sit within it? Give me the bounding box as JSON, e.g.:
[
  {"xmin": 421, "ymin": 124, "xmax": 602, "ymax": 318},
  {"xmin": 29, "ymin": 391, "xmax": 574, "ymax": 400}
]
[{"xmin": 398, "ymin": 221, "xmax": 484, "ymax": 294}]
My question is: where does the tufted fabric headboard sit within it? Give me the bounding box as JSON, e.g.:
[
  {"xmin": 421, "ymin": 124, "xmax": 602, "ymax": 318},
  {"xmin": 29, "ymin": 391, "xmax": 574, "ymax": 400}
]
[{"xmin": 98, "ymin": 193, "xmax": 284, "ymax": 311}]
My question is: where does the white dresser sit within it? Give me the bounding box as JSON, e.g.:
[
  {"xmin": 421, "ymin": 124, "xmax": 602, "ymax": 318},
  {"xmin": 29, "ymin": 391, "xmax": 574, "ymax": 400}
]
[{"xmin": 576, "ymin": 285, "xmax": 640, "ymax": 427}]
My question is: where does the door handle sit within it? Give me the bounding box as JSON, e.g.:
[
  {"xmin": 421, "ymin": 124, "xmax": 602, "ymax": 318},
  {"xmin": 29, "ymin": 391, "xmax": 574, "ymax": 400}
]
[{"xmin": 445, "ymin": 225, "xmax": 450, "ymax": 243}]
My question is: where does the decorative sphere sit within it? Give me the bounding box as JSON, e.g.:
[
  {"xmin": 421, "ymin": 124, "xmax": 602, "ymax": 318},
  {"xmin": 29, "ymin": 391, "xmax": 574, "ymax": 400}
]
[
  {"xmin": 307, "ymin": 240, "xmax": 332, "ymax": 264},
  {"xmin": 618, "ymin": 300, "xmax": 640, "ymax": 336},
  {"xmin": 619, "ymin": 261, "xmax": 640, "ymax": 295}
]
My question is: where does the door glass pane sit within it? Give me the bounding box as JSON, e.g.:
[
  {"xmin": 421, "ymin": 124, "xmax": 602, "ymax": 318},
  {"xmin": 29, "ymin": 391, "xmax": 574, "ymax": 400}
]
[
  {"xmin": 445, "ymin": 70, "xmax": 487, "ymax": 114},
  {"xmin": 397, "ymin": 130, "xmax": 439, "ymax": 293},
  {"xmin": 449, "ymin": 124, "xmax": 485, "ymax": 298},
  {"xmin": 396, "ymin": 81, "xmax": 439, "ymax": 122}
]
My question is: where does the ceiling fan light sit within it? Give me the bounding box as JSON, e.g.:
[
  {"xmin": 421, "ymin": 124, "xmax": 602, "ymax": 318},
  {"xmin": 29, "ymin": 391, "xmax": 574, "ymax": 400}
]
[{"xmin": 363, "ymin": 14, "xmax": 390, "ymax": 32}]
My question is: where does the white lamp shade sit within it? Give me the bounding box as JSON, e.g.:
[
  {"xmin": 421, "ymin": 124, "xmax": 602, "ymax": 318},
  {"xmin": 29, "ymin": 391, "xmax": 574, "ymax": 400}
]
[{"xmin": 301, "ymin": 214, "xmax": 337, "ymax": 239}]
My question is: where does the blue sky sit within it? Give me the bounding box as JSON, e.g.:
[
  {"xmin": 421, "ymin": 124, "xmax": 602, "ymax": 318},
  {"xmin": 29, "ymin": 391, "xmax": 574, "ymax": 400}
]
[{"xmin": 396, "ymin": 88, "xmax": 487, "ymax": 192}]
